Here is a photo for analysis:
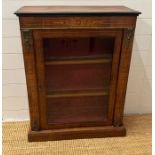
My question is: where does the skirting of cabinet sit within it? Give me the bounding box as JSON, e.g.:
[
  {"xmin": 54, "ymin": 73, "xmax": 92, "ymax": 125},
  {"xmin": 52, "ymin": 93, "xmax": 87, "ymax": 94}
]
[{"xmin": 28, "ymin": 126, "xmax": 126, "ymax": 142}]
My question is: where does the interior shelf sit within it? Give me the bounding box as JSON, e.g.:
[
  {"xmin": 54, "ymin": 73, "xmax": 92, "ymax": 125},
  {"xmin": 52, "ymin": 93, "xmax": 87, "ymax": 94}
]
[
  {"xmin": 45, "ymin": 57, "xmax": 112, "ymax": 65},
  {"xmin": 46, "ymin": 89, "xmax": 109, "ymax": 98},
  {"xmin": 45, "ymin": 53, "xmax": 113, "ymax": 60}
]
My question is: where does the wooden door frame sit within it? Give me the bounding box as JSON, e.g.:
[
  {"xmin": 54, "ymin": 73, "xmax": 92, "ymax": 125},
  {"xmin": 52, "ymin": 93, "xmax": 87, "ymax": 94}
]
[{"xmin": 33, "ymin": 29, "xmax": 123, "ymax": 130}]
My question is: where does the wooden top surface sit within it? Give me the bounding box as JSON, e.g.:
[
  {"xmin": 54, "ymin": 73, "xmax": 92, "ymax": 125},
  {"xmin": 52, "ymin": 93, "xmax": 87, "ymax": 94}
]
[{"xmin": 15, "ymin": 6, "xmax": 141, "ymax": 16}]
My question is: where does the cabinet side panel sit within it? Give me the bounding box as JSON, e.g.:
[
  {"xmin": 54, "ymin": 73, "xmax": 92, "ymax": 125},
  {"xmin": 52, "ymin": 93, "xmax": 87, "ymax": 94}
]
[
  {"xmin": 20, "ymin": 29, "xmax": 40, "ymax": 131},
  {"xmin": 113, "ymin": 26, "xmax": 136, "ymax": 126}
]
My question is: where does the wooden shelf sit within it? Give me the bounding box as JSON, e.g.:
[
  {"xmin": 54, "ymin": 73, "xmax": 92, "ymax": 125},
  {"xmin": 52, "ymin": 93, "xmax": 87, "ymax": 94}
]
[
  {"xmin": 46, "ymin": 89, "xmax": 109, "ymax": 98},
  {"xmin": 45, "ymin": 54, "xmax": 113, "ymax": 60},
  {"xmin": 45, "ymin": 58, "xmax": 112, "ymax": 65}
]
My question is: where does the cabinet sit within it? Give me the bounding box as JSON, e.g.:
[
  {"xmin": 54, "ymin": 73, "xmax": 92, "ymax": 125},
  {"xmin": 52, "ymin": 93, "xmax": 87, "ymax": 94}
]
[{"xmin": 15, "ymin": 6, "xmax": 140, "ymax": 141}]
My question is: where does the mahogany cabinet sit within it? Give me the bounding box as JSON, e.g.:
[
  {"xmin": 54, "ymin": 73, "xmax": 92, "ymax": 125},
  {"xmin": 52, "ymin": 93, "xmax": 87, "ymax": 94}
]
[{"xmin": 15, "ymin": 6, "xmax": 140, "ymax": 141}]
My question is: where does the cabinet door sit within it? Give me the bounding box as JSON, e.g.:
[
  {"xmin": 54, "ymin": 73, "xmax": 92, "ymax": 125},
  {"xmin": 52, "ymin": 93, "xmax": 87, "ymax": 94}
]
[{"xmin": 33, "ymin": 29, "xmax": 122, "ymax": 130}]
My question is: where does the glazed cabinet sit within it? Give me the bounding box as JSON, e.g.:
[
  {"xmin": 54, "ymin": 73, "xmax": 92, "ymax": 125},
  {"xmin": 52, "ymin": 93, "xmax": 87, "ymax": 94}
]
[{"xmin": 15, "ymin": 6, "xmax": 140, "ymax": 141}]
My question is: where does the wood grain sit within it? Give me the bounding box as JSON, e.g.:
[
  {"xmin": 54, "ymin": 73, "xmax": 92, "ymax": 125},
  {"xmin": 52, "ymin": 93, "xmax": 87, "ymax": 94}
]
[
  {"xmin": 113, "ymin": 28, "xmax": 135, "ymax": 126},
  {"xmin": 15, "ymin": 6, "xmax": 141, "ymax": 16},
  {"xmin": 20, "ymin": 30, "xmax": 40, "ymax": 131},
  {"xmin": 19, "ymin": 16, "xmax": 137, "ymax": 29},
  {"xmin": 28, "ymin": 126, "xmax": 126, "ymax": 142}
]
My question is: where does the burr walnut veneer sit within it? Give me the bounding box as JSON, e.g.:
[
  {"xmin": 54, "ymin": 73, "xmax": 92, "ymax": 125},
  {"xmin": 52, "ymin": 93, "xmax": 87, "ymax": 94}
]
[{"xmin": 15, "ymin": 6, "xmax": 140, "ymax": 142}]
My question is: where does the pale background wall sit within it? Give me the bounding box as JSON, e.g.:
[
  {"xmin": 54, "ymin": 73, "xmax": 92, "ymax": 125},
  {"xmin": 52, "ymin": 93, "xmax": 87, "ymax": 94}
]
[{"xmin": 2, "ymin": 0, "xmax": 152, "ymax": 121}]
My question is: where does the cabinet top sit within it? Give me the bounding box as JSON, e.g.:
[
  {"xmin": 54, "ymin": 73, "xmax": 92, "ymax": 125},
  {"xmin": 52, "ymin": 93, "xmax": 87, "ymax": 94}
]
[{"xmin": 15, "ymin": 6, "xmax": 141, "ymax": 16}]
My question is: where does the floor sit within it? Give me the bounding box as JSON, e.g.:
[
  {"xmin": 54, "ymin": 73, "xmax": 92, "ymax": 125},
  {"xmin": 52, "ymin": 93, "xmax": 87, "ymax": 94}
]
[{"xmin": 2, "ymin": 114, "xmax": 152, "ymax": 155}]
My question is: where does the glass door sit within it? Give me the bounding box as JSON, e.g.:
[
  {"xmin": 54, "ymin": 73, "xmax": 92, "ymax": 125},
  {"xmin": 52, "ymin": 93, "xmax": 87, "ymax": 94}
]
[{"xmin": 33, "ymin": 29, "xmax": 122, "ymax": 129}]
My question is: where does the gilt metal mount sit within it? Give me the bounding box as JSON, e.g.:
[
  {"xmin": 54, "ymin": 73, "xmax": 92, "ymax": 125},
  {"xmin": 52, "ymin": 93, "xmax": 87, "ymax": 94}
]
[
  {"xmin": 23, "ymin": 29, "xmax": 30, "ymax": 48},
  {"xmin": 126, "ymin": 28, "xmax": 134, "ymax": 49},
  {"xmin": 32, "ymin": 120, "xmax": 39, "ymax": 131}
]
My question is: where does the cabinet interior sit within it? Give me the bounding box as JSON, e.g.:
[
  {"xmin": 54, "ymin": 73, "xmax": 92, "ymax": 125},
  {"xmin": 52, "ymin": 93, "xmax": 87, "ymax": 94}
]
[{"xmin": 42, "ymin": 37, "xmax": 115, "ymax": 126}]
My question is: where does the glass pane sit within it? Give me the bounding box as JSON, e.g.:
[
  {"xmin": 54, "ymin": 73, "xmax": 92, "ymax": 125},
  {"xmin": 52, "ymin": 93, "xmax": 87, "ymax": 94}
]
[
  {"xmin": 43, "ymin": 37, "xmax": 114, "ymax": 60},
  {"xmin": 42, "ymin": 36, "xmax": 115, "ymax": 127}
]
